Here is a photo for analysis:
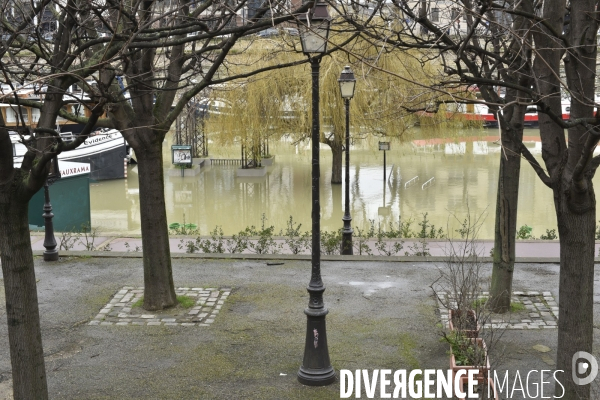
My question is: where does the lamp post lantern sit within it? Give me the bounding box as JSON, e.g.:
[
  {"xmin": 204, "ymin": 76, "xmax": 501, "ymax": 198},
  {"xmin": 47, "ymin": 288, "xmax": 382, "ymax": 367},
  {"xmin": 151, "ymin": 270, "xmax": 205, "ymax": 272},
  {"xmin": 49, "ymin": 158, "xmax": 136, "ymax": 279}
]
[
  {"xmin": 43, "ymin": 155, "xmax": 61, "ymax": 261},
  {"xmin": 338, "ymin": 66, "xmax": 356, "ymax": 255},
  {"xmin": 296, "ymin": 0, "xmax": 335, "ymax": 386}
]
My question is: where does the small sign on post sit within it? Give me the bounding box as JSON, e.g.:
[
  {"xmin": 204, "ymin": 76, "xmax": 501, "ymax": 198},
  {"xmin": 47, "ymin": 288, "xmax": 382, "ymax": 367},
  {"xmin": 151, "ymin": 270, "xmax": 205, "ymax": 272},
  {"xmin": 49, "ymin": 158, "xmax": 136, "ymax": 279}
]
[
  {"xmin": 379, "ymin": 141, "xmax": 390, "ymax": 181},
  {"xmin": 378, "ymin": 142, "xmax": 390, "ymax": 151},
  {"xmin": 172, "ymin": 145, "xmax": 193, "ymax": 165},
  {"xmin": 172, "ymin": 145, "xmax": 192, "ymax": 177}
]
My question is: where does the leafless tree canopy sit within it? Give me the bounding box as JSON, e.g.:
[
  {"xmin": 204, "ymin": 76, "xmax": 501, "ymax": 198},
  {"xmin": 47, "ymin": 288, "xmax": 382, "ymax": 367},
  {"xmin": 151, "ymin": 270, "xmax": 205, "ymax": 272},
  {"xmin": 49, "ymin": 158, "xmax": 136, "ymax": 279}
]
[{"xmin": 337, "ymin": 0, "xmax": 598, "ymax": 398}]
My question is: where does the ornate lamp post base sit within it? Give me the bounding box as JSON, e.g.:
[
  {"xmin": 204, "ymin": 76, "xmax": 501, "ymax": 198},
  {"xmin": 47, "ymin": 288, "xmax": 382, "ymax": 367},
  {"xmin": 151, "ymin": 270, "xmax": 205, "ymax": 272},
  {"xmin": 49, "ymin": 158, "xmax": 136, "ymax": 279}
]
[
  {"xmin": 298, "ymin": 308, "xmax": 336, "ymax": 386},
  {"xmin": 43, "ymin": 249, "xmax": 59, "ymax": 262},
  {"xmin": 298, "ymin": 367, "xmax": 336, "ymax": 386},
  {"xmin": 43, "ymin": 248, "xmax": 59, "ymax": 261},
  {"xmin": 341, "ymin": 216, "xmax": 353, "ymax": 255},
  {"xmin": 42, "ymin": 181, "xmax": 59, "ymax": 261}
]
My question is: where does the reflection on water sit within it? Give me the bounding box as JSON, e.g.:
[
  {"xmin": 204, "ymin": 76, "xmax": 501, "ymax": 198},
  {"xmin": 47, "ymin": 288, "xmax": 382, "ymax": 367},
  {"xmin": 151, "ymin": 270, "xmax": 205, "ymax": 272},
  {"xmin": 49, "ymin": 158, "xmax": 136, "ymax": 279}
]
[{"xmin": 90, "ymin": 129, "xmax": 595, "ymax": 239}]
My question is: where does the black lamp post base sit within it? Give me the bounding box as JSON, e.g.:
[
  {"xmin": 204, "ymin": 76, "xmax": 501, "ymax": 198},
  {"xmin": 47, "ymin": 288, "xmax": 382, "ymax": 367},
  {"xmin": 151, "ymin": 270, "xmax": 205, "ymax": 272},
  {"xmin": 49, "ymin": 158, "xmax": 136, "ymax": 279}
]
[
  {"xmin": 298, "ymin": 364, "xmax": 336, "ymax": 386},
  {"xmin": 42, "ymin": 182, "xmax": 59, "ymax": 262},
  {"xmin": 341, "ymin": 228, "xmax": 353, "ymax": 255},
  {"xmin": 298, "ymin": 309, "xmax": 335, "ymax": 386},
  {"xmin": 43, "ymin": 250, "xmax": 59, "ymax": 262}
]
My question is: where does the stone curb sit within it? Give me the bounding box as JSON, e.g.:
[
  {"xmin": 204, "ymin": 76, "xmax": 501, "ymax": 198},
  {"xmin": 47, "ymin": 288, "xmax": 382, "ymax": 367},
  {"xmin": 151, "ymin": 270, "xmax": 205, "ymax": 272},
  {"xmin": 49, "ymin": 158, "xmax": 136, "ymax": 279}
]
[{"xmin": 32, "ymin": 250, "xmax": 599, "ymax": 264}]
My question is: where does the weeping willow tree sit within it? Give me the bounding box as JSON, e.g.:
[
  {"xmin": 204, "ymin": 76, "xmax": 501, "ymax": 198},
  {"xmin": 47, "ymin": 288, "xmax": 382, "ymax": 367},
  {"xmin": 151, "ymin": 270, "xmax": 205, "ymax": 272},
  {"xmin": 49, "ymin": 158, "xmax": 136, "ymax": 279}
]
[
  {"xmin": 204, "ymin": 47, "xmax": 308, "ymax": 166},
  {"xmin": 207, "ymin": 31, "xmax": 472, "ymax": 182}
]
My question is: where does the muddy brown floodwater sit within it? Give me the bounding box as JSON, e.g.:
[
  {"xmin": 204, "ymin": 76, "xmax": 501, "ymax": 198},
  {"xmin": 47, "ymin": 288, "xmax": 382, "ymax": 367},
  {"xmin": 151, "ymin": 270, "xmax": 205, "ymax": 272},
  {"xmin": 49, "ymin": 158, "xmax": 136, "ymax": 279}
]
[{"xmin": 89, "ymin": 128, "xmax": 599, "ymax": 239}]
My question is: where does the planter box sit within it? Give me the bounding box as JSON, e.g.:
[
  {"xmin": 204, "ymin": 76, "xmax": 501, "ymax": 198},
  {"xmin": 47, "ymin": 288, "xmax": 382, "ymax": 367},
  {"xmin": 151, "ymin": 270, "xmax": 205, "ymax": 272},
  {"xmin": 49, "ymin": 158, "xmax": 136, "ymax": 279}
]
[
  {"xmin": 450, "ymin": 337, "xmax": 490, "ymax": 380},
  {"xmin": 449, "ymin": 309, "xmax": 480, "ymax": 338},
  {"xmin": 168, "ymin": 164, "xmax": 201, "ymax": 177},
  {"xmin": 261, "ymin": 155, "xmax": 275, "ymax": 166},
  {"xmin": 236, "ymin": 166, "xmax": 267, "ymax": 177},
  {"xmin": 192, "ymin": 158, "xmax": 208, "ymax": 167},
  {"xmin": 457, "ymin": 377, "xmax": 498, "ymax": 400}
]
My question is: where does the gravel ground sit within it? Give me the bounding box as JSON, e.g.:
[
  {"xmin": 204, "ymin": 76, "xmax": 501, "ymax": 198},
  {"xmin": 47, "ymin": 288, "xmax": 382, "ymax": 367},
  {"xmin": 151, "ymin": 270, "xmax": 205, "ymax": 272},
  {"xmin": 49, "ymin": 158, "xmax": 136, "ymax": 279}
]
[{"xmin": 1, "ymin": 256, "xmax": 599, "ymax": 399}]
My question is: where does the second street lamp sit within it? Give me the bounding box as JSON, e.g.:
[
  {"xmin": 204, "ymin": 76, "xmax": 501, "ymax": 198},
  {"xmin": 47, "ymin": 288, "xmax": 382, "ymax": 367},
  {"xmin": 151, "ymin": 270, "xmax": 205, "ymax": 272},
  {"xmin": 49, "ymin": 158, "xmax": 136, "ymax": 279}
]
[
  {"xmin": 296, "ymin": 0, "xmax": 335, "ymax": 386},
  {"xmin": 338, "ymin": 66, "xmax": 356, "ymax": 255},
  {"xmin": 43, "ymin": 155, "xmax": 61, "ymax": 261}
]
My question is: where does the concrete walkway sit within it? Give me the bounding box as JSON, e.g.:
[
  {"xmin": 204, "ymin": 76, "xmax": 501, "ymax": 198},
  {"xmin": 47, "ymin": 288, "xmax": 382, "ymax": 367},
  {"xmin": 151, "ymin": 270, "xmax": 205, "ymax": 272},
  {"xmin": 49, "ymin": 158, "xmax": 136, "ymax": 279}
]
[{"xmin": 1, "ymin": 254, "xmax": 599, "ymax": 399}]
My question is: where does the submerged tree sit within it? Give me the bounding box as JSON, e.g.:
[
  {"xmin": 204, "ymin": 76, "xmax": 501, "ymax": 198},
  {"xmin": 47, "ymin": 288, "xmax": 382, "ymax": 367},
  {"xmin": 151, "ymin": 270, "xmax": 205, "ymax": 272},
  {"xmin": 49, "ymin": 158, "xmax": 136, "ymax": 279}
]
[
  {"xmin": 341, "ymin": 0, "xmax": 599, "ymax": 397},
  {"xmin": 207, "ymin": 32, "xmax": 457, "ymax": 183}
]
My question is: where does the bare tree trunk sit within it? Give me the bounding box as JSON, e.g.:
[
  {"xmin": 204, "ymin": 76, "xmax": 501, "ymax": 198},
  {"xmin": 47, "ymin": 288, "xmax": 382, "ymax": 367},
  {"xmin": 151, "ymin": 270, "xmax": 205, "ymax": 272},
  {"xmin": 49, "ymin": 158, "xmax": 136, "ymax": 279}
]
[
  {"xmin": 555, "ymin": 181, "xmax": 595, "ymax": 399},
  {"xmin": 490, "ymin": 125, "xmax": 523, "ymax": 312},
  {"xmin": 326, "ymin": 139, "xmax": 343, "ymax": 184},
  {"xmin": 135, "ymin": 135, "xmax": 177, "ymax": 310},
  {"xmin": 0, "ymin": 172, "xmax": 48, "ymax": 400},
  {"xmin": 553, "ymin": 0, "xmax": 598, "ymax": 396}
]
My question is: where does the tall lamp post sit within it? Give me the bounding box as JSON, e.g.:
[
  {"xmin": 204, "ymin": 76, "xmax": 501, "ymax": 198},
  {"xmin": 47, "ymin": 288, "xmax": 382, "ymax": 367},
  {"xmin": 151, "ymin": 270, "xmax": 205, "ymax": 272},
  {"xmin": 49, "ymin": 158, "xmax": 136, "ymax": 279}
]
[
  {"xmin": 338, "ymin": 66, "xmax": 356, "ymax": 255},
  {"xmin": 296, "ymin": 0, "xmax": 335, "ymax": 386},
  {"xmin": 43, "ymin": 155, "xmax": 61, "ymax": 261}
]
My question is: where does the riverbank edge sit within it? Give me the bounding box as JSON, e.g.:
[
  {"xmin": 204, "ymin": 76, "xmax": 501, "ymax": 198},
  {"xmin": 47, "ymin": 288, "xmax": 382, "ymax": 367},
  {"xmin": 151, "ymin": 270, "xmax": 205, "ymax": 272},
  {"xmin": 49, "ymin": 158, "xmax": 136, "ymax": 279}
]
[
  {"xmin": 32, "ymin": 250, "xmax": 583, "ymax": 264},
  {"xmin": 29, "ymin": 232, "xmax": 573, "ymax": 243}
]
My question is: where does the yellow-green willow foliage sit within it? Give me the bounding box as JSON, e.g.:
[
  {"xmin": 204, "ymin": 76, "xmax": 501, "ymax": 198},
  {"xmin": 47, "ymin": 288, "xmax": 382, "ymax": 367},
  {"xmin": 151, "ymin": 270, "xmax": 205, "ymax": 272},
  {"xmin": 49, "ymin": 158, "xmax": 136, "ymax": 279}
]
[
  {"xmin": 347, "ymin": 38, "xmax": 480, "ymax": 137},
  {"xmin": 205, "ymin": 47, "xmax": 308, "ymax": 147},
  {"xmin": 205, "ymin": 33, "xmax": 475, "ymax": 150}
]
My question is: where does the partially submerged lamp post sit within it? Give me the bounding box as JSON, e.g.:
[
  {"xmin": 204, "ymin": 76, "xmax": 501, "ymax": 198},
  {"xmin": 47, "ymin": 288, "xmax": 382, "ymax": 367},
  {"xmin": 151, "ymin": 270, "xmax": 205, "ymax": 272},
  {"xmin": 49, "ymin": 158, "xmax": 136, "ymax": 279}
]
[
  {"xmin": 378, "ymin": 142, "xmax": 391, "ymax": 216},
  {"xmin": 43, "ymin": 155, "xmax": 61, "ymax": 261},
  {"xmin": 296, "ymin": 0, "xmax": 335, "ymax": 386},
  {"xmin": 338, "ymin": 66, "xmax": 356, "ymax": 255},
  {"xmin": 379, "ymin": 141, "xmax": 390, "ymax": 181}
]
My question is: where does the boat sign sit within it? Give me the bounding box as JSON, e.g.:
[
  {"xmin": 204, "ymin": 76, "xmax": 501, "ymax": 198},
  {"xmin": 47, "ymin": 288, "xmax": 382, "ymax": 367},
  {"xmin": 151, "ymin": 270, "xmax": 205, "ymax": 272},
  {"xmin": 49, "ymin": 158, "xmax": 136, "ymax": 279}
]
[{"xmin": 59, "ymin": 161, "xmax": 91, "ymax": 178}]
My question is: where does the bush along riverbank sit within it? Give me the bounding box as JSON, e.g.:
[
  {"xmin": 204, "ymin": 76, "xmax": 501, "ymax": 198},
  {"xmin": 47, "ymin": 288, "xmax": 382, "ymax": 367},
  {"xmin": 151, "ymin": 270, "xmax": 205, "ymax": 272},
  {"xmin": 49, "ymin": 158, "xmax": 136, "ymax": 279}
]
[
  {"xmin": 47, "ymin": 214, "xmax": 591, "ymax": 257},
  {"xmin": 172, "ymin": 214, "xmax": 445, "ymax": 256}
]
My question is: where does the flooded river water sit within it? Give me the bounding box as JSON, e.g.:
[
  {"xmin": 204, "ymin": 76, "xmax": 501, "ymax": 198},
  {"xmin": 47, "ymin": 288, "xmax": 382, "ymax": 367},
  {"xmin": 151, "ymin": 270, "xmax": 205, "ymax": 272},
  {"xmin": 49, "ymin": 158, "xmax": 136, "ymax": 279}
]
[{"xmin": 89, "ymin": 129, "xmax": 596, "ymax": 239}]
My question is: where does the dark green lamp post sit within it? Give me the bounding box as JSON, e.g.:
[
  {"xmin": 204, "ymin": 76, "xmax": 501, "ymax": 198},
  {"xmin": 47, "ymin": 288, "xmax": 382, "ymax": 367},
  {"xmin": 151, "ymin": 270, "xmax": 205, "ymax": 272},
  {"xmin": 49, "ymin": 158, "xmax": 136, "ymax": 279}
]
[
  {"xmin": 296, "ymin": 0, "xmax": 335, "ymax": 386},
  {"xmin": 338, "ymin": 66, "xmax": 356, "ymax": 255},
  {"xmin": 43, "ymin": 155, "xmax": 60, "ymax": 261}
]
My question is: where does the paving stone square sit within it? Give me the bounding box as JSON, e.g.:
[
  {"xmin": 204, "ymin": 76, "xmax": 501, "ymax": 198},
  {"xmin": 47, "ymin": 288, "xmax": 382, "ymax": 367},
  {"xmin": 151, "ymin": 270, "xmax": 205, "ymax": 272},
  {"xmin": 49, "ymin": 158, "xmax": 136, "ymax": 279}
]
[
  {"xmin": 89, "ymin": 286, "xmax": 231, "ymax": 326},
  {"xmin": 436, "ymin": 290, "xmax": 559, "ymax": 330}
]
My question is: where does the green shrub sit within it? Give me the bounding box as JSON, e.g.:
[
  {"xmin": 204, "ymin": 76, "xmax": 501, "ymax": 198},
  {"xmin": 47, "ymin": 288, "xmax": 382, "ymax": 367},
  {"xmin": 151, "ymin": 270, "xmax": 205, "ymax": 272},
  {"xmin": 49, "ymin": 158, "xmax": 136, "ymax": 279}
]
[
  {"xmin": 282, "ymin": 216, "xmax": 310, "ymax": 254},
  {"xmin": 321, "ymin": 230, "xmax": 342, "ymax": 255},
  {"xmin": 540, "ymin": 229, "xmax": 558, "ymax": 240},
  {"xmin": 443, "ymin": 332, "xmax": 486, "ymax": 367},
  {"xmin": 516, "ymin": 225, "xmax": 533, "ymax": 239},
  {"xmin": 245, "ymin": 214, "xmax": 280, "ymax": 254}
]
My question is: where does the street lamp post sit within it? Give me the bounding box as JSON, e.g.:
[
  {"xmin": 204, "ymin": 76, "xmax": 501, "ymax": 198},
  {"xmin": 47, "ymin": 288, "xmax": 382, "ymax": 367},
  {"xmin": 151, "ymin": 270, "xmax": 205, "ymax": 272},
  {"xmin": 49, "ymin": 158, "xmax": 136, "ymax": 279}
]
[
  {"xmin": 43, "ymin": 155, "xmax": 61, "ymax": 261},
  {"xmin": 296, "ymin": 1, "xmax": 335, "ymax": 386},
  {"xmin": 338, "ymin": 66, "xmax": 356, "ymax": 255}
]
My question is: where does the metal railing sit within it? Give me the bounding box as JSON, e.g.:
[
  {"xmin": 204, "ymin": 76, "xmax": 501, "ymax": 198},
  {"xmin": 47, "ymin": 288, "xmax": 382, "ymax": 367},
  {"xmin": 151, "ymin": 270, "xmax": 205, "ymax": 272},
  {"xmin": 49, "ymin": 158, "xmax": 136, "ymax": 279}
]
[
  {"xmin": 422, "ymin": 177, "xmax": 435, "ymax": 189},
  {"xmin": 404, "ymin": 175, "xmax": 419, "ymax": 188},
  {"xmin": 210, "ymin": 158, "xmax": 242, "ymax": 165}
]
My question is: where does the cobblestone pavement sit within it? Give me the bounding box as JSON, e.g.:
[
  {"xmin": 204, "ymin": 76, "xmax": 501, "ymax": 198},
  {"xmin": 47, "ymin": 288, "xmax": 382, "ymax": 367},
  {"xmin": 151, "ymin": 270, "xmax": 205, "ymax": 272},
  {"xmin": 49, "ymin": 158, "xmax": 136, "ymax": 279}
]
[
  {"xmin": 89, "ymin": 287, "xmax": 230, "ymax": 326},
  {"xmin": 439, "ymin": 290, "xmax": 558, "ymax": 330}
]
